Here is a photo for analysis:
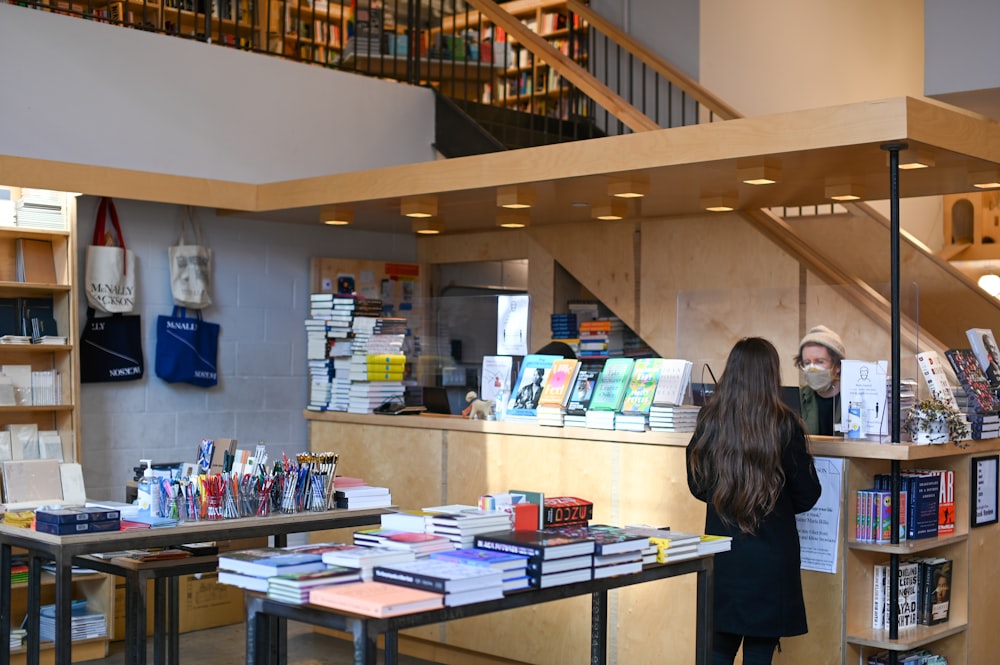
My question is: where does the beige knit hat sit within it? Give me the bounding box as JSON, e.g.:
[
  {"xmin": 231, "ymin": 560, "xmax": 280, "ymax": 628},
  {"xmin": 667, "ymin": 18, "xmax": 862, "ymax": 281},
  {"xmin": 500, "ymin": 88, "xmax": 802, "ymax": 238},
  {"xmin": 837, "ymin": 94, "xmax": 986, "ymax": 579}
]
[{"xmin": 799, "ymin": 325, "xmax": 845, "ymax": 359}]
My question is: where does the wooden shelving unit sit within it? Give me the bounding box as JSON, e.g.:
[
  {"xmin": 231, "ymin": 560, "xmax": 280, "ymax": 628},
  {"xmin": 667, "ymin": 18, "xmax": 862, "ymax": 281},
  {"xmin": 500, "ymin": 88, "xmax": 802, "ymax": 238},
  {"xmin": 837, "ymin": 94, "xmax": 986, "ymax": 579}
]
[
  {"xmin": 0, "ymin": 202, "xmax": 80, "ymax": 464},
  {"xmin": 800, "ymin": 436, "xmax": 994, "ymax": 664},
  {"xmin": 0, "ymin": 190, "xmax": 110, "ymax": 661}
]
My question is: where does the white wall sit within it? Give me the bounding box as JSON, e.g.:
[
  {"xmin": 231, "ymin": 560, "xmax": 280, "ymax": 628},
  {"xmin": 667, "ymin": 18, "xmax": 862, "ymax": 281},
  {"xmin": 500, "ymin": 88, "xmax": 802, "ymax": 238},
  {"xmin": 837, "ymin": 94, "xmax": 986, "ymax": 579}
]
[
  {"xmin": 76, "ymin": 196, "xmax": 417, "ymax": 501},
  {"xmin": 699, "ymin": 0, "xmax": 924, "ymax": 118},
  {"xmin": 924, "ymin": 0, "xmax": 1000, "ymax": 97},
  {"xmin": 0, "ymin": 4, "xmax": 437, "ymax": 183}
]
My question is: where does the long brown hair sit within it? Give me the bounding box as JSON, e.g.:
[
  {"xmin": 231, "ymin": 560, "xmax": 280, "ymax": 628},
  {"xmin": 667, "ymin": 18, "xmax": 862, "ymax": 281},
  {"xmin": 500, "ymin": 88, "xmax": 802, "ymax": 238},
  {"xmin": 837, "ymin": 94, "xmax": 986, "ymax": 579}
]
[{"xmin": 688, "ymin": 337, "xmax": 800, "ymax": 534}]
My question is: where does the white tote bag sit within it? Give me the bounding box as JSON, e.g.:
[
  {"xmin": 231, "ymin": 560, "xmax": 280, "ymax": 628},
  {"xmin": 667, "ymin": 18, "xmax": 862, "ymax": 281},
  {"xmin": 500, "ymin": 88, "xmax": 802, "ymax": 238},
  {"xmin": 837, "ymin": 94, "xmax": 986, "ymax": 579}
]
[
  {"xmin": 85, "ymin": 197, "xmax": 136, "ymax": 313},
  {"xmin": 168, "ymin": 207, "xmax": 213, "ymax": 309}
]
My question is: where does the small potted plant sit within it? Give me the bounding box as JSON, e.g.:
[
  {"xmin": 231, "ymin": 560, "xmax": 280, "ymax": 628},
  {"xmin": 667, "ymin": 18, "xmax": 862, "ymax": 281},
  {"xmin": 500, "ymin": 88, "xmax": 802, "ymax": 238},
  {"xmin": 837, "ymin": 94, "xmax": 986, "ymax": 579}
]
[{"xmin": 904, "ymin": 393, "xmax": 970, "ymax": 446}]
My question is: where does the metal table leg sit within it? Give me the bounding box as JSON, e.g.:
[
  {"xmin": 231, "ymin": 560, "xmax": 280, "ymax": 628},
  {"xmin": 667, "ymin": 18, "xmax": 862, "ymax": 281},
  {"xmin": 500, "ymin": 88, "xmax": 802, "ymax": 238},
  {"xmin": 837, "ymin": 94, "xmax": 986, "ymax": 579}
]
[
  {"xmin": 0, "ymin": 544, "xmax": 10, "ymax": 665},
  {"xmin": 695, "ymin": 557, "xmax": 714, "ymax": 665},
  {"xmin": 590, "ymin": 590, "xmax": 608, "ymax": 665}
]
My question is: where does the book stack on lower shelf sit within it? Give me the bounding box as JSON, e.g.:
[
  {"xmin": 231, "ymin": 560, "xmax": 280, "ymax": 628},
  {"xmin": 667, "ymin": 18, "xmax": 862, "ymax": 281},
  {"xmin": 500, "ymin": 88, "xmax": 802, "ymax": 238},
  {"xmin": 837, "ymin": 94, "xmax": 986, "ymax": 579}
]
[
  {"xmin": 38, "ymin": 600, "xmax": 107, "ymax": 644},
  {"xmin": 872, "ymin": 556, "xmax": 953, "ymax": 631}
]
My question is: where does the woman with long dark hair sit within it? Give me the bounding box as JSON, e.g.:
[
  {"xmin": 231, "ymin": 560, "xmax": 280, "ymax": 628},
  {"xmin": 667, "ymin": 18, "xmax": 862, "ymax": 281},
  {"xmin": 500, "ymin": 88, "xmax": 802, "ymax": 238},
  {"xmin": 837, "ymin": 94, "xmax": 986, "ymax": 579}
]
[{"xmin": 687, "ymin": 337, "xmax": 822, "ymax": 665}]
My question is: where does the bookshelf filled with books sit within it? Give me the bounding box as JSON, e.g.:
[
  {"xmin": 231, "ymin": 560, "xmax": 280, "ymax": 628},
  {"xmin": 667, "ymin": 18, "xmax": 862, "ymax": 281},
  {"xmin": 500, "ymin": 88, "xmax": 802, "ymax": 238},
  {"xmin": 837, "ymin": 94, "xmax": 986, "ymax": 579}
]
[
  {"xmin": 0, "ymin": 189, "xmax": 80, "ymax": 466},
  {"xmin": 477, "ymin": 0, "xmax": 590, "ymax": 118},
  {"xmin": 842, "ymin": 450, "xmax": 970, "ymax": 664}
]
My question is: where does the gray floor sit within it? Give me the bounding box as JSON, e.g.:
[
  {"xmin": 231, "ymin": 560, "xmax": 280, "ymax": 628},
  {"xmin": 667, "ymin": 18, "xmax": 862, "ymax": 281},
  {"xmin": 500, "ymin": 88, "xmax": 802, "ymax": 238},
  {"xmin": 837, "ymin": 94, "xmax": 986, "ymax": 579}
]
[{"xmin": 89, "ymin": 621, "xmax": 444, "ymax": 665}]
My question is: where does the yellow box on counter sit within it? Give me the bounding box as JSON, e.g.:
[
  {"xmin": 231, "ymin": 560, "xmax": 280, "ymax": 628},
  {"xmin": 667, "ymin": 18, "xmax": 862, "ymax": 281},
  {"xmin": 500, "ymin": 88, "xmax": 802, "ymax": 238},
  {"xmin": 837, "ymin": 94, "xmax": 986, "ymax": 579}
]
[{"xmin": 112, "ymin": 572, "xmax": 244, "ymax": 641}]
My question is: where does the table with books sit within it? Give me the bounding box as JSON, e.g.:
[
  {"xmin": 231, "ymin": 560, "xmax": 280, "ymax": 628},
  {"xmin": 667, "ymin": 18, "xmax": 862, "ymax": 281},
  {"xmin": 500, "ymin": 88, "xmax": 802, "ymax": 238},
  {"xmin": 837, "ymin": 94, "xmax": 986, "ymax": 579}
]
[
  {"xmin": 241, "ymin": 525, "xmax": 719, "ymax": 665},
  {"xmin": 0, "ymin": 507, "xmax": 389, "ymax": 665}
]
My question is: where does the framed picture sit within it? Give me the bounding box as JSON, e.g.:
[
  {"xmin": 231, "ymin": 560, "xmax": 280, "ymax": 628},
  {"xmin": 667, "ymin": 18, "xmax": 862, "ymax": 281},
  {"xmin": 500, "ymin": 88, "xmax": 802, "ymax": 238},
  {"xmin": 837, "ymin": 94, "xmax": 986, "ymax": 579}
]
[{"xmin": 972, "ymin": 454, "xmax": 999, "ymax": 528}]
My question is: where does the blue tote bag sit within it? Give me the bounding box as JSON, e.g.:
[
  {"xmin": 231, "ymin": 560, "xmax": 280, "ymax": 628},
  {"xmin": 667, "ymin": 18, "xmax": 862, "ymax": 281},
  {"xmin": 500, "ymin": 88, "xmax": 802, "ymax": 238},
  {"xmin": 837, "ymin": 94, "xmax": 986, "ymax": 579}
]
[{"xmin": 155, "ymin": 307, "xmax": 219, "ymax": 387}]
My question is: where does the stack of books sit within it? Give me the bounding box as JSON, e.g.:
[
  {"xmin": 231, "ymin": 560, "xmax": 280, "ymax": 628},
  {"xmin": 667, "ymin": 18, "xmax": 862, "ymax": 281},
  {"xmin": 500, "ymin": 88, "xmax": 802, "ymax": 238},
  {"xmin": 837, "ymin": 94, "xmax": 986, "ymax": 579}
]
[
  {"xmin": 697, "ymin": 534, "xmax": 733, "ymax": 556},
  {"xmin": 474, "ymin": 528, "xmax": 597, "ymax": 589},
  {"xmin": 577, "ymin": 317, "xmax": 624, "ymax": 359},
  {"xmin": 424, "ymin": 507, "xmax": 513, "ymax": 549},
  {"xmin": 334, "ymin": 484, "xmax": 392, "ymax": 509},
  {"xmin": 648, "ymin": 405, "xmax": 700, "ymax": 433},
  {"xmin": 585, "ymin": 357, "xmax": 634, "ymax": 430},
  {"xmin": 429, "ymin": 547, "xmax": 530, "ymax": 592},
  {"xmin": 348, "ymin": 321, "xmax": 406, "ymax": 414},
  {"xmin": 372, "ymin": 558, "xmax": 505, "ymax": 607},
  {"xmin": 320, "ymin": 544, "xmax": 416, "ymax": 581},
  {"xmin": 379, "ymin": 509, "xmax": 436, "ymax": 533},
  {"xmin": 39, "ymin": 602, "xmax": 106, "ymax": 643},
  {"xmin": 354, "ymin": 528, "xmax": 453, "ymax": 555},
  {"xmin": 217, "ymin": 547, "xmax": 328, "ymax": 592},
  {"xmin": 267, "ymin": 565, "xmax": 362, "ymax": 605},
  {"xmin": 550, "ymin": 312, "xmax": 578, "ymax": 340},
  {"xmin": 15, "ymin": 189, "xmax": 66, "ymax": 231},
  {"xmin": 310, "ymin": 580, "xmax": 443, "ymax": 618},
  {"xmin": 551, "ymin": 524, "xmax": 648, "ymax": 579},
  {"xmin": 305, "ymin": 294, "xmax": 334, "ymax": 411},
  {"xmin": 624, "ymin": 525, "xmax": 702, "ymax": 564}
]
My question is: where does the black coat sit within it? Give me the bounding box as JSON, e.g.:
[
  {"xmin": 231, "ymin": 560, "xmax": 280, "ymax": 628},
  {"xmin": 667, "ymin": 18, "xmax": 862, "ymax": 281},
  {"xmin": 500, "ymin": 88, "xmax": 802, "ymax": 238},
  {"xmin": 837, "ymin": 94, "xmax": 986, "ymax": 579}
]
[{"xmin": 686, "ymin": 414, "xmax": 822, "ymax": 638}]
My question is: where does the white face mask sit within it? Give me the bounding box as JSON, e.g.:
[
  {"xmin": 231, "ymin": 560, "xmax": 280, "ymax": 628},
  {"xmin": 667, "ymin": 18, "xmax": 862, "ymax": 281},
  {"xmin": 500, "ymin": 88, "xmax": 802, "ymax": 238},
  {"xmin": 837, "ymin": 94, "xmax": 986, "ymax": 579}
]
[{"xmin": 801, "ymin": 367, "xmax": 833, "ymax": 393}]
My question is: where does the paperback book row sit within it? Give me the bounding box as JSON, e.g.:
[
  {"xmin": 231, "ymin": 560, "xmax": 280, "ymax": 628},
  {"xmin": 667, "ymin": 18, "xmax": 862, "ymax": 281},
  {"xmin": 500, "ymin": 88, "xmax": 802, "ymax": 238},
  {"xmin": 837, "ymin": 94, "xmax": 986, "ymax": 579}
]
[
  {"xmin": 871, "ymin": 556, "xmax": 953, "ymax": 630},
  {"xmin": 0, "ymin": 424, "xmax": 64, "ymax": 464},
  {"xmin": 487, "ymin": 353, "xmax": 698, "ymax": 433},
  {"xmin": 867, "ymin": 651, "xmax": 947, "ymax": 665},
  {"xmin": 0, "ymin": 364, "xmax": 62, "ymax": 407},
  {"xmin": 916, "ymin": 326, "xmax": 1000, "ymax": 441},
  {"xmin": 854, "ymin": 469, "xmax": 954, "ymax": 543},
  {"xmin": 305, "ymin": 292, "xmax": 410, "ymax": 413}
]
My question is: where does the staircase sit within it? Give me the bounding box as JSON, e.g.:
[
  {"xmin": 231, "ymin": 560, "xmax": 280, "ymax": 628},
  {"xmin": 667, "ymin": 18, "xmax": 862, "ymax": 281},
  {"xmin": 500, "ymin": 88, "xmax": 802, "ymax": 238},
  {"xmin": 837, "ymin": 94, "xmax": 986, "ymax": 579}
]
[{"xmin": 455, "ymin": 0, "xmax": 1000, "ymax": 354}]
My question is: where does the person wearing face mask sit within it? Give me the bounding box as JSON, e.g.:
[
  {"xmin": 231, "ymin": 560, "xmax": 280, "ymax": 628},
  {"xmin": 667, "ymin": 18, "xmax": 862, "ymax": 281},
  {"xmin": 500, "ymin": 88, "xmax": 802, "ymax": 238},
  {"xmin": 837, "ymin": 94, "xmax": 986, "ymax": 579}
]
[{"xmin": 794, "ymin": 325, "xmax": 845, "ymax": 436}]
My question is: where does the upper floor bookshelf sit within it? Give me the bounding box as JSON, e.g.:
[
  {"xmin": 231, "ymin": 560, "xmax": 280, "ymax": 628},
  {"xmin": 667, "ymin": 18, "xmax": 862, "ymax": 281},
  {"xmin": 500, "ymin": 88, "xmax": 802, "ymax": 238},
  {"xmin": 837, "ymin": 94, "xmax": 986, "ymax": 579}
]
[{"xmin": 15, "ymin": 0, "xmax": 591, "ymax": 119}]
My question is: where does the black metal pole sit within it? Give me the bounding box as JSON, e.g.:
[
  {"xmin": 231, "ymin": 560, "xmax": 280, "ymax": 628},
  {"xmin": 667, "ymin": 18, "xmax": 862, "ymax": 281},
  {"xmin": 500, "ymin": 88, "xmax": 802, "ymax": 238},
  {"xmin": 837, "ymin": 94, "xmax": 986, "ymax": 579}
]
[{"xmin": 881, "ymin": 141, "xmax": 906, "ymax": 663}]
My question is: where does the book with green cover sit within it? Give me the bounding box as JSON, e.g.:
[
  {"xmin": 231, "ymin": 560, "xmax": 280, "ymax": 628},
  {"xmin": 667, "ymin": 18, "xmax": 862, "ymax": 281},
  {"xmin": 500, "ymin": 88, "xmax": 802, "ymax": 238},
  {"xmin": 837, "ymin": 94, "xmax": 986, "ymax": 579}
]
[
  {"xmin": 587, "ymin": 358, "xmax": 635, "ymax": 411},
  {"xmin": 620, "ymin": 358, "xmax": 663, "ymax": 415}
]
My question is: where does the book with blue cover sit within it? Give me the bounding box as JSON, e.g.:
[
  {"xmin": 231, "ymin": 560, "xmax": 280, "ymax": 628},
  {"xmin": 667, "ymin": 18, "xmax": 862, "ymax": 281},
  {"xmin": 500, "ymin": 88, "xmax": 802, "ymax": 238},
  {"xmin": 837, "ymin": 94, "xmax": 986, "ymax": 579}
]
[
  {"xmin": 429, "ymin": 548, "xmax": 529, "ymax": 572},
  {"xmin": 218, "ymin": 548, "xmax": 328, "ymax": 578}
]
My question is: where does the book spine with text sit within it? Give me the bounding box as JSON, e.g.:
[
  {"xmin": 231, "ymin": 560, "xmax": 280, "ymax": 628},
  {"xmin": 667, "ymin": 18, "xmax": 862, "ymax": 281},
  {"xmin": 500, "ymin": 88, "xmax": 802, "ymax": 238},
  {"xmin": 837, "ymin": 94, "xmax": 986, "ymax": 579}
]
[{"xmin": 371, "ymin": 567, "xmax": 446, "ymax": 593}]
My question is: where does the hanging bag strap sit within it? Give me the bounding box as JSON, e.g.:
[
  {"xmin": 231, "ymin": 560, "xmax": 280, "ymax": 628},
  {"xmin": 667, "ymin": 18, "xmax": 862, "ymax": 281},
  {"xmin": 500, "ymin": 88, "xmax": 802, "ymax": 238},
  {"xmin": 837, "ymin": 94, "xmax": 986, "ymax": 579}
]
[
  {"xmin": 175, "ymin": 206, "xmax": 204, "ymax": 247},
  {"xmin": 172, "ymin": 306, "xmax": 203, "ymax": 321},
  {"xmin": 92, "ymin": 197, "xmax": 129, "ymax": 274}
]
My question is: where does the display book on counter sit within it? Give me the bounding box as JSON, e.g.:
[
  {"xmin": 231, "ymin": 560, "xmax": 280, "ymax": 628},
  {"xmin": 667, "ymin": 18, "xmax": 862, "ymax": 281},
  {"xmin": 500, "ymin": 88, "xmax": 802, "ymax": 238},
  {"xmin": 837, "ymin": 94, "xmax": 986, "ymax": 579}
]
[{"xmin": 32, "ymin": 505, "xmax": 121, "ymax": 535}]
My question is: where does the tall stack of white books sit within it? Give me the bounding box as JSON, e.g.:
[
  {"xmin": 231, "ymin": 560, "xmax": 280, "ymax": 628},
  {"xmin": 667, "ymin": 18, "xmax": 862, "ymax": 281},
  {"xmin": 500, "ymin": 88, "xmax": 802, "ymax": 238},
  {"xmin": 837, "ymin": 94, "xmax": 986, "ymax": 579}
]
[
  {"xmin": 326, "ymin": 296, "xmax": 356, "ymax": 412},
  {"xmin": 305, "ymin": 294, "xmax": 334, "ymax": 411}
]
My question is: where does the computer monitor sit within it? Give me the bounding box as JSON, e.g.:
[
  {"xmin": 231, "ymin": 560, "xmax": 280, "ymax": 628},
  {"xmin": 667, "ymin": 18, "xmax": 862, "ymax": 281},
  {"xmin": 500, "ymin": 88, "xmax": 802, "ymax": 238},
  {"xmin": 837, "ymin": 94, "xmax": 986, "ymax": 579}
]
[
  {"xmin": 420, "ymin": 387, "xmax": 453, "ymax": 415},
  {"xmin": 689, "ymin": 383, "xmax": 802, "ymax": 415}
]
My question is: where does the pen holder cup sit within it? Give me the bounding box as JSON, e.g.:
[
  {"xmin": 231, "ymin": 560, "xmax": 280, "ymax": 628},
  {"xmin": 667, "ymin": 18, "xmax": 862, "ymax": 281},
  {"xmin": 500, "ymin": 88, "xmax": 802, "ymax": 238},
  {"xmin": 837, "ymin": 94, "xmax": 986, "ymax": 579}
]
[{"xmin": 205, "ymin": 494, "xmax": 223, "ymax": 520}]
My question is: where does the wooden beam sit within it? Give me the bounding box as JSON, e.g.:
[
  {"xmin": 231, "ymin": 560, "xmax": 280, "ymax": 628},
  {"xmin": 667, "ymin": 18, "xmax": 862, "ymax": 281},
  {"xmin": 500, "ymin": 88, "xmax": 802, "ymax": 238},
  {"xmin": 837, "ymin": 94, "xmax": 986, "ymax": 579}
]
[
  {"xmin": 462, "ymin": 0, "xmax": 660, "ymax": 133},
  {"xmin": 566, "ymin": 0, "xmax": 742, "ymax": 121}
]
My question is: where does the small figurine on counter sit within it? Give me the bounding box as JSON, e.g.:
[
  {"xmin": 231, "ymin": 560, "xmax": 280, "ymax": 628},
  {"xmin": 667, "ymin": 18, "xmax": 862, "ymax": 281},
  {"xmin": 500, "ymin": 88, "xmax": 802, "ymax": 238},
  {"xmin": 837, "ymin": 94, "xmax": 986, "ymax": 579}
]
[{"xmin": 462, "ymin": 390, "xmax": 493, "ymax": 420}]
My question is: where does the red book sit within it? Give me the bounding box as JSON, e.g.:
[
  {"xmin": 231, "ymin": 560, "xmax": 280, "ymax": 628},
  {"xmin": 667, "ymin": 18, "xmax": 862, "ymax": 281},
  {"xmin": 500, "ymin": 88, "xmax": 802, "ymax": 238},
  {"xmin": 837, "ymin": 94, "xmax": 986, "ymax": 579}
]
[{"xmin": 543, "ymin": 497, "xmax": 594, "ymax": 527}]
